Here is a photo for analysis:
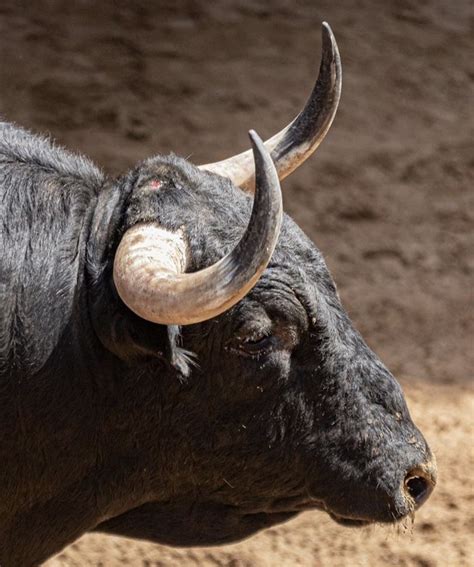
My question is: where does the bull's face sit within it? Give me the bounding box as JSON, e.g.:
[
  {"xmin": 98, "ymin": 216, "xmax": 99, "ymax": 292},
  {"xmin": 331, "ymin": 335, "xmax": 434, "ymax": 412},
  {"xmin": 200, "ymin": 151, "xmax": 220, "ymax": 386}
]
[
  {"xmin": 95, "ymin": 24, "xmax": 436, "ymax": 546},
  {"xmin": 179, "ymin": 214, "xmax": 436, "ymax": 532},
  {"xmin": 96, "ymin": 157, "xmax": 436, "ymax": 546}
]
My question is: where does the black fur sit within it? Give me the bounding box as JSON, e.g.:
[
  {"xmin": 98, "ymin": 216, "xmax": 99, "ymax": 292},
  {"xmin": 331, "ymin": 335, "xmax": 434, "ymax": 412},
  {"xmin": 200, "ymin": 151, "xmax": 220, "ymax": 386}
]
[{"xmin": 0, "ymin": 123, "xmax": 435, "ymax": 565}]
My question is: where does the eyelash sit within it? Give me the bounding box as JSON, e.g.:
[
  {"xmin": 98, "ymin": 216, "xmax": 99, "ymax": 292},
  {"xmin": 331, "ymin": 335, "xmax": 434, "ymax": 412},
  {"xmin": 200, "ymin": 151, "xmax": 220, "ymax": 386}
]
[{"xmin": 227, "ymin": 334, "xmax": 276, "ymax": 357}]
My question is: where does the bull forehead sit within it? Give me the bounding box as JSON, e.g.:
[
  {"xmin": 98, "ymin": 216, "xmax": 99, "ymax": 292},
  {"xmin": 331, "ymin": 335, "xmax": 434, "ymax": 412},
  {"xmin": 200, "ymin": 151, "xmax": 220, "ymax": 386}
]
[{"xmin": 125, "ymin": 154, "xmax": 339, "ymax": 313}]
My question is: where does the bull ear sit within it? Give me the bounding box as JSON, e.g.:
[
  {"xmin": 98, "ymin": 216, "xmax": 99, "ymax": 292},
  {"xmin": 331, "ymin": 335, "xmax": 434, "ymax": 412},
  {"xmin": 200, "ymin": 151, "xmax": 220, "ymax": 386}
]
[
  {"xmin": 94, "ymin": 305, "xmax": 167, "ymax": 361},
  {"xmin": 93, "ymin": 302, "xmax": 195, "ymax": 378}
]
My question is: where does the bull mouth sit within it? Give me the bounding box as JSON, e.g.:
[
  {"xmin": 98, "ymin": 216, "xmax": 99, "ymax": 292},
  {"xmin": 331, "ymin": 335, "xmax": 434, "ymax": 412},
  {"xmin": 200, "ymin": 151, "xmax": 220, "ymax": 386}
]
[
  {"xmin": 252, "ymin": 496, "xmax": 388, "ymax": 528},
  {"xmin": 327, "ymin": 511, "xmax": 372, "ymax": 527}
]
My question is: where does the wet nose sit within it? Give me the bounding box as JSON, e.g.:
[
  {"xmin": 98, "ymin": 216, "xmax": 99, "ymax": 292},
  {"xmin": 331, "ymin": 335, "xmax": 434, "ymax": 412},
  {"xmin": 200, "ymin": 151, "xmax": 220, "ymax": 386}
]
[{"xmin": 404, "ymin": 466, "xmax": 436, "ymax": 508}]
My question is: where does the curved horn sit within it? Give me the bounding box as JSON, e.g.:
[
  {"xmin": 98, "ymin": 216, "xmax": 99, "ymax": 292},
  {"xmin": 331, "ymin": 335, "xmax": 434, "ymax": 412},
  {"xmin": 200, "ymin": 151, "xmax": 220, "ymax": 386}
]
[
  {"xmin": 199, "ymin": 22, "xmax": 342, "ymax": 192},
  {"xmin": 113, "ymin": 130, "xmax": 283, "ymax": 326}
]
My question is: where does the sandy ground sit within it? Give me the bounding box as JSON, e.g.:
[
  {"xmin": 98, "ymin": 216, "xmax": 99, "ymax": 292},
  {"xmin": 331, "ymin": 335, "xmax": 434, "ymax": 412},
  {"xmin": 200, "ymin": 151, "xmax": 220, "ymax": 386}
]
[{"xmin": 0, "ymin": 1, "xmax": 472, "ymax": 565}]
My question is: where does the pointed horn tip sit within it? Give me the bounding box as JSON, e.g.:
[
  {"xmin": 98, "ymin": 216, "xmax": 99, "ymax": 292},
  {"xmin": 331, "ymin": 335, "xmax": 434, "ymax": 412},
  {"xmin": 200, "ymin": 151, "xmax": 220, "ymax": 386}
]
[
  {"xmin": 248, "ymin": 129, "xmax": 262, "ymax": 146},
  {"xmin": 321, "ymin": 22, "xmax": 341, "ymax": 78},
  {"xmin": 321, "ymin": 22, "xmax": 337, "ymax": 50},
  {"xmin": 248, "ymin": 129, "xmax": 267, "ymax": 158},
  {"xmin": 321, "ymin": 21, "xmax": 334, "ymax": 37}
]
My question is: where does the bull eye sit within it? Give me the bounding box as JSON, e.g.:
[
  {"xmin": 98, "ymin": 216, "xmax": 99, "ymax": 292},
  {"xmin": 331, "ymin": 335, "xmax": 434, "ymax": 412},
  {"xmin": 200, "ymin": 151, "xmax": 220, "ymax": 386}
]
[{"xmin": 227, "ymin": 333, "xmax": 276, "ymax": 357}]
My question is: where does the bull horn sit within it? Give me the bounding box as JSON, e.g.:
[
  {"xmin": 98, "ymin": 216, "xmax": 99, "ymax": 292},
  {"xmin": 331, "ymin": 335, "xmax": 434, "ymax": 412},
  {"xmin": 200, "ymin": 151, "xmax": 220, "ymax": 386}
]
[
  {"xmin": 113, "ymin": 130, "xmax": 283, "ymax": 326},
  {"xmin": 199, "ymin": 22, "xmax": 342, "ymax": 192}
]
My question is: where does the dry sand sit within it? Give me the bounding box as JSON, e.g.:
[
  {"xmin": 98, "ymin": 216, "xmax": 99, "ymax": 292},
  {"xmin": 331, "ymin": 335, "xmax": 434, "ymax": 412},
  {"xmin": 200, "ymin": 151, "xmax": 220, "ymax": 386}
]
[{"xmin": 0, "ymin": 1, "xmax": 472, "ymax": 565}]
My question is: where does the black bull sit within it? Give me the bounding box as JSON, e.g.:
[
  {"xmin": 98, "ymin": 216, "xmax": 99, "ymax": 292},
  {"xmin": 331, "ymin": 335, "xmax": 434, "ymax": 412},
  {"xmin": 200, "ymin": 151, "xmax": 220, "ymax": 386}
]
[{"xmin": 0, "ymin": 28, "xmax": 436, "ymax": 566}]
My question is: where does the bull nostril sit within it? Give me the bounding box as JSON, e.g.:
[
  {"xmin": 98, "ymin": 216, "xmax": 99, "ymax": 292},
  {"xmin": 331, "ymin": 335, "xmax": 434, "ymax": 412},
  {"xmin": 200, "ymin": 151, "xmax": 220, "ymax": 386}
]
[
  {"xmin": 406, "ymin": 476, "xmax": 428, "ymax": 502},
  {"xmin": 404, "ymin": 468, "xmax": 435, "ymax": 508}
]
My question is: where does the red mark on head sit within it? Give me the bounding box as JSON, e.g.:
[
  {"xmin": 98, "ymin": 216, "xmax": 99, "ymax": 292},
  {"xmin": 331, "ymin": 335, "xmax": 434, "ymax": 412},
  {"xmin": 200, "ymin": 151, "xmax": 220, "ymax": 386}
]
[{"xmin": 149, "ymin": 179, "xmax": 162, "ymax": 190}]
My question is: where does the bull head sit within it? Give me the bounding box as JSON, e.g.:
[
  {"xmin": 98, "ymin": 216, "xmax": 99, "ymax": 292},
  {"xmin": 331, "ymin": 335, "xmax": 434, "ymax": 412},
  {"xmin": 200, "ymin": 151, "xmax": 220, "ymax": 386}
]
[{"xmin": 101, "ymin": 21, "xmax": 436, "ymax": 533}]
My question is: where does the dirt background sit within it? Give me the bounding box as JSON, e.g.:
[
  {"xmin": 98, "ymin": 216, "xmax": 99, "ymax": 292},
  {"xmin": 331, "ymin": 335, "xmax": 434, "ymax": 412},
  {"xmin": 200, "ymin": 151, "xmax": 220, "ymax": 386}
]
[{"xmin": 0, "ymin": 0, "xmax": 472, "ymax": 565}]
